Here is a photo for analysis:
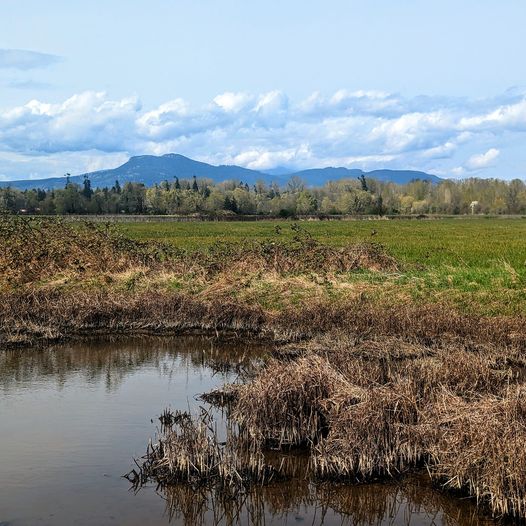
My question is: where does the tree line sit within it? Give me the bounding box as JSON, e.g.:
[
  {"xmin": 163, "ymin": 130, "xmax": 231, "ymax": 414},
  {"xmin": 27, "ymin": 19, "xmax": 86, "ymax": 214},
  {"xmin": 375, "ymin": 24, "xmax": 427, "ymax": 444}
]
[{"xmin": 1, "ymin": 173, "xmax": 526, "ymax": 216}]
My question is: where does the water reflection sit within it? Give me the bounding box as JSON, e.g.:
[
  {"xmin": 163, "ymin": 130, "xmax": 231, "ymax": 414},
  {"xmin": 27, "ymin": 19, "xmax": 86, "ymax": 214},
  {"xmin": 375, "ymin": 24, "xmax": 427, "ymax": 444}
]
[
  {"xmin": 155, "ymin": 452, "xmax": 494, "ymax": 526},
  {"xmin": 0, "ymin": 335, "xmax": 264, "ymax": 393},
  {"xmin": 0, "ymin": 336, "xmax": 496, "ymax": 526}
]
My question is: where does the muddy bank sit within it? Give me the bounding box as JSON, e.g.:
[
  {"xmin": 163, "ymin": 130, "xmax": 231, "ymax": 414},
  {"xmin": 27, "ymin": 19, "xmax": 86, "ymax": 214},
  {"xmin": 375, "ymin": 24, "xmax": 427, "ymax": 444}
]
[{"xmin": 3, "ymin": 288, "xmax": 526, "ymax": 350}]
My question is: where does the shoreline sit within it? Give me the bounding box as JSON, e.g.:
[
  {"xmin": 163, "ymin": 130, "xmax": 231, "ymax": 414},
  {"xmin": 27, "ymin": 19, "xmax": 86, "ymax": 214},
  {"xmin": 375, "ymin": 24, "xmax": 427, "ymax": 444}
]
[{"xmin": 3, "ymin": 289, "xmax": 526, "ymax": 350}]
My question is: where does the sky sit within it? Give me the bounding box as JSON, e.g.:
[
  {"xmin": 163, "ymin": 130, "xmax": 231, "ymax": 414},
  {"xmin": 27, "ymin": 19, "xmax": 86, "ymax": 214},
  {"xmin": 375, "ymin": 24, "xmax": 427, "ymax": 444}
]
[{"xmin": 1, "ymin": 0, "xmax": 526, "ymax": 181}]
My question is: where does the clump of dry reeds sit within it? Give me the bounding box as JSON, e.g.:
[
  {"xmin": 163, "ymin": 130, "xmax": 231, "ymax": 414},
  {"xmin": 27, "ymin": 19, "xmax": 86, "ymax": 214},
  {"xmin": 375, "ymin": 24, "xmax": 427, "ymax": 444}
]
[
  {"xmin": 231, "ymin": 355, "xmax": 350, "ymax": 448},
  {"xmin": 131, "ymin": 335, "xmax": 526, "ymax": 519},
  {"xmin": 126, "ymin": 408, "xmax": 280, "ymax": 491},
  {"xmin": 425, "ymin": 388, "xmax": 526, "ymax": 518},
  {"xmin": 314, "ymin": 381, "xmax": 422, "ymax": 480},
  {"xmin": 202, "ymin": 336, "xmax": 526, "ymax": 519}
]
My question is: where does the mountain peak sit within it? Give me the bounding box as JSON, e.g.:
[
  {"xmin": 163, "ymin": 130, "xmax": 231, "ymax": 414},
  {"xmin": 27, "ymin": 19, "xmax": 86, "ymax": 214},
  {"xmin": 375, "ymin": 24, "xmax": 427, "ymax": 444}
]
[{"xmin": 0, "ymin": 153, "xmax": 442, "ymax": 190}]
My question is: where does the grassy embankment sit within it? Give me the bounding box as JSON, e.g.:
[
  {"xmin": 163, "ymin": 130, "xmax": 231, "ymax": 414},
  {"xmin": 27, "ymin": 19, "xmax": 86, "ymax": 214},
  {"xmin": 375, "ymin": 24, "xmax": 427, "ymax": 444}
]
[
  {"xmin": 1, "ymin": 216, "xmax": 526, "ymax": 346},
  {"xmin": 121, "ymin": 217, "xmax": 526, "ymax": 316},
  {"xmin": 1, "ymin": 216, "xmax": 525, "ymax": 346},
  {"xmin": 2, "ymin": 215, "xmax": 526, "ymax": 518}
]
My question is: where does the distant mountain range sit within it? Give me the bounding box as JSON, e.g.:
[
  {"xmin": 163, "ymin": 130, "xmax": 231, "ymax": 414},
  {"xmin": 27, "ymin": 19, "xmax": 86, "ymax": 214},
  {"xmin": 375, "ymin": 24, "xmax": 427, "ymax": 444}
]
[{"xmin": 0, "ymin": 153, "xmax": 442, "ymax": 190}]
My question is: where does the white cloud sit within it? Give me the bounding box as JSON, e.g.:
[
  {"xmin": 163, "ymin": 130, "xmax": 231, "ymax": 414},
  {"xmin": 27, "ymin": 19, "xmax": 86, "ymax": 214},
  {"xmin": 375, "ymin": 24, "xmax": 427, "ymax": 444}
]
[
  {"xmin": 421, "ymin": 140, "xmax": 457, "ymax": 159},
  {"xmin": 466, "ymin": 148, "xmax": 500, "ymax": 170},
  {"xmin": 213, "ymin": 92, "xmax": 253, "ymax": 113},
  {"xmin": 459, "ymin": 100, "xmax": 526, "ymax": 131},
  {"xmin": 0, "ymin": 88, "xmax": 526, "ymax": 180}
]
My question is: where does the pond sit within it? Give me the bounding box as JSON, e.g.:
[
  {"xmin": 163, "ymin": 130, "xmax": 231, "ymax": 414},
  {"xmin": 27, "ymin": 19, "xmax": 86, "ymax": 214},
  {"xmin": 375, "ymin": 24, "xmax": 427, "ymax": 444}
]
[{"xmin": 0, "ymin": 336, "xmax": 496, "ymax": 525}]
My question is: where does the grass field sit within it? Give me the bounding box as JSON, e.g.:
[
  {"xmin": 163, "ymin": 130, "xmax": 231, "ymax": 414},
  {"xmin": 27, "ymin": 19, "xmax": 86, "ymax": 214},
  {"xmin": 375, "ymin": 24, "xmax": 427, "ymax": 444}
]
[
  {"xmin": 118, "ymin": 218, "xmax": 526, "ymax": 269},
  {"xmin": 116, "ymin": 218, "xmax": 526, "ymax": 316}
]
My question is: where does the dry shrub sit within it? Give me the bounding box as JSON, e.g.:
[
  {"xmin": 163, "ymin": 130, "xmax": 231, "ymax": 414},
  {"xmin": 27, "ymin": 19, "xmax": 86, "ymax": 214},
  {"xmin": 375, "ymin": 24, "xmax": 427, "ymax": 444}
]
[
  {"xmin": 314, "ymin": 381, "xmax": 423, "ymax": 480},
  {"xmin": 231, "ymin": 355, "xmax": 350, "ymax": 447},
  {"xmin": 0, "ymin": 215, "xmax": 396, "ymax": 290},
  {"xmin": 425, "ymin": 388, "xmax": 526, "ymax": 518},
  {"xmin": 0, "ymin": 215, "xmax": 172, "ymax": 285}
]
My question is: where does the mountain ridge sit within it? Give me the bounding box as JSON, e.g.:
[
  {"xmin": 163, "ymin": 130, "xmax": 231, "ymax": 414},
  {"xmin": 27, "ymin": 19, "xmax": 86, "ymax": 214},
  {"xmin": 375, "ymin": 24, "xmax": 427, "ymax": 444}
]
[{"xmin": 0, "ymin": 153, "xmax": 442, "ymax": 190}]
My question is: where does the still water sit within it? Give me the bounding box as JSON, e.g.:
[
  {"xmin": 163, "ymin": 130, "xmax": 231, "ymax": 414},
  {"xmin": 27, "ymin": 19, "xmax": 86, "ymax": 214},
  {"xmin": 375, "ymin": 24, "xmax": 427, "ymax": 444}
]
[{"xmin": 0, "ymin": 336, "xmax": 495, "ymax": 526}]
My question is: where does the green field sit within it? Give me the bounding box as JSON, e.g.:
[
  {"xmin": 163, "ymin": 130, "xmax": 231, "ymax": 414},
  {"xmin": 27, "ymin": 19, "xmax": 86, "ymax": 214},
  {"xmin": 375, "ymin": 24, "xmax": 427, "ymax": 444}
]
[{"xmin": 118, "ymin": 218, "xmax": 526, "ymax": 269}]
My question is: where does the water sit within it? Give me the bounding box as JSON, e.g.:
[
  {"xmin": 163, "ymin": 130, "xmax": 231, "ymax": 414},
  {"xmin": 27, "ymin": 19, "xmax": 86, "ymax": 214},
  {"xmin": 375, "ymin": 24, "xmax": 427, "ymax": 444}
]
[{"xmin": 0, "ymin": 336, "xmax": 495, "ymax": 526}]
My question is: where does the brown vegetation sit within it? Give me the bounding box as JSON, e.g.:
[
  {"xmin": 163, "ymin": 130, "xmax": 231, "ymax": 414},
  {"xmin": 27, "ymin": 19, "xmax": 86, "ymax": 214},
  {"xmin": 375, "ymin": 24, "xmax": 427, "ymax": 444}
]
[
  {"xmin": 2, "ymin": 216, "xmax": 525, "ymax": 349},
  {"xmin": 4, "ymin": 216, "xmax": 526, "ymax": 519},
  {"xmin": 2, "ymin": 286, "xmax": 526, "ymax": 349},
  {"xmin": 227, "ymin": 337, "xmax": 526, "ymax": 518},
  {"xmin": 133, "ymin": 335, "xmax": 526, "ymax": 520}
]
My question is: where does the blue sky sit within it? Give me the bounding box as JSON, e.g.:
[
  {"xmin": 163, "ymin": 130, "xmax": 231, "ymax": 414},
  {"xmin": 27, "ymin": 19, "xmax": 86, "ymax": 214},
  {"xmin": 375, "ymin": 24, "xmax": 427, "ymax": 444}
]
[{"xmin": 1, "ymin": 0, "xmax": 526, "ymax": 180}]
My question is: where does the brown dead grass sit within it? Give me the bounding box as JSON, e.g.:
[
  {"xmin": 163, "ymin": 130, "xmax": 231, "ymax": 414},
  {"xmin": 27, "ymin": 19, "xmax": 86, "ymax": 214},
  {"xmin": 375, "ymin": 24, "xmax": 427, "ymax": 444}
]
[
  {"xmin": 2, "ymin": 288, "xmax": 526, "ymax": 350},
  {"xmin": 211, "ymin": 335, "xmax": 526, "ymax": 519}
]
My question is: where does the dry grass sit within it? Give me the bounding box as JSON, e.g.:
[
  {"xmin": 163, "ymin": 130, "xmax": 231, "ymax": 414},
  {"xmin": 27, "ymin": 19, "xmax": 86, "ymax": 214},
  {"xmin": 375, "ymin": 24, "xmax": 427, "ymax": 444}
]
[
  {"xmin": 126, "ymin": 408, "xmax": 281, "ymax": 493},
  {"xmin": 127, "ymin": 331, "xmax": 526, "ymax": 520},
  {"xmin": 190, "ymin": 335, "xmax": 526, "ymax": 519},
  {"xmin": 2, "ymin": 215, "xmax": 526, "ymax": 350},
  {"xmin": 231, "ymin": 355, "xmax": 350, "ymax": 447},
  {"xmin": 2, "ymin": 286, "xmax": 526, "ymax": 350},
  {"xmin": 4, "ymin": 216, "xmax": 526, "ymax": 518},
  {"xmin": 0, "ymin": 216, "xmax": 166, "ymax": 285},
  {"xmin": 425, "ymin": 388, "xmax": 526, "ymax": 518},
  {"xmin": 0, "ymin": 215, "xmax": 397, "ymax": 287}
]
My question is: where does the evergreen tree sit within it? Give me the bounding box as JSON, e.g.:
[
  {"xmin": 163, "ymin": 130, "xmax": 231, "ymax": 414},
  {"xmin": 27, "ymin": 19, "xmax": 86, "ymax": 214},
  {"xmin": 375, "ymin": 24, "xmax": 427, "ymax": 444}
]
[
  {"xmin": 358, "ymin": 174, "xmax": 369, "ymax": 192},
  {"xmin": 82, "ymin": 175, "xmax": 93, "ymax": 199}
]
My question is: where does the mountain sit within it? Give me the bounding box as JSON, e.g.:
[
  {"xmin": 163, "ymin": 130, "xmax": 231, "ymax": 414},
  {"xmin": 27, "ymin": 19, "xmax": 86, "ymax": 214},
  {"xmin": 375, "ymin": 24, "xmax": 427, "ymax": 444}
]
[
  {"xmin": 0, "ymin": 153, "xmax": 442, "ymax": 190},
  {"xmin": 263, "ymin": 166, "xmax": 295, "ymax": 176},
  {"xmin": 366, "ymin": 169, "xmax": 442, "ymax": 184},
  {"xmin": 289, "ymin": 167, "xmax": 364, "ymax": 186},
  {"xmin": 0, "ymin": 154, "xmax": 277, "ymax": 191}
]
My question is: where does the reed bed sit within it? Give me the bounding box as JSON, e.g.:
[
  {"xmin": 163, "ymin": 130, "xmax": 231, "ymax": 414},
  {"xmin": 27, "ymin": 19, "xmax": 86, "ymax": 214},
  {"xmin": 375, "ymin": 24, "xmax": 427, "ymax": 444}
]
[
  {"xmin": 425, "ymin": 388, "xmax": 526, "ymax": 518},
  {"xmin": 126, "ymin": 408, "xmax": 280, "ymax": 491},
  {"xmin": 231, "ymin": 355, "xmax": 350, "ymax": 447},
  {"xmin": 164, "ymin": 336, "xmax": 526, "ymax": 520},
  {"xmin": 3, "ymin": 287, "xmax": 526, "ymax": 349}
]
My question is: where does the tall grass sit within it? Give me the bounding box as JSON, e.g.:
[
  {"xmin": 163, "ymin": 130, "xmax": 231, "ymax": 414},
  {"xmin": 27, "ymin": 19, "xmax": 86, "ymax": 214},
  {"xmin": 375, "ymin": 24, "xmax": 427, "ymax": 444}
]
[{"xmin": 133, "ymin": 335, "xmax": 526, "ymax": 519}]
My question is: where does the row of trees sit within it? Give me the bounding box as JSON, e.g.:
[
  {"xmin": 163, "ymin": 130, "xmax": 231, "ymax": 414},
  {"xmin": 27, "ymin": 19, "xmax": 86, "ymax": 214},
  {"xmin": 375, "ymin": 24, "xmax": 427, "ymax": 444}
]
[{"xmin": 1, "ymin": 174, "xmax": 526, "ymax": 216}]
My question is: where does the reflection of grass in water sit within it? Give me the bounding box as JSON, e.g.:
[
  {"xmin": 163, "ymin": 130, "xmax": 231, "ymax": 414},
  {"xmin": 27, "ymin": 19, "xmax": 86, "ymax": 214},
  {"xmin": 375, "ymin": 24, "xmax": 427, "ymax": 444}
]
[
  {"xmin": 159, "ymin": 474, "xmax": 493, "ymax": 526},
  {"xmin": 0, "ymin": 335, "xmax": 266, "ymax": 393},
  {"xmin": 130, "ymin": 394, "xmax": 498, "ymax": 524}
]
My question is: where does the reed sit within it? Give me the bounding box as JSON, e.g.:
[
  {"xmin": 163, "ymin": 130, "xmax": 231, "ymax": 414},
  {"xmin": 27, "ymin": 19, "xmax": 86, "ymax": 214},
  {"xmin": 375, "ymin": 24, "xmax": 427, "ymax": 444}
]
[
  {"xmin": 126, "ymin": 408, "xmax": 281, "ymax": 491},
  {"xmin": 195, "ymin": 335, "xmax": 526, "ymax": 519},
  {"xmin": 425, "ymin": 388, "xmax": 526, "ymax": 518}
]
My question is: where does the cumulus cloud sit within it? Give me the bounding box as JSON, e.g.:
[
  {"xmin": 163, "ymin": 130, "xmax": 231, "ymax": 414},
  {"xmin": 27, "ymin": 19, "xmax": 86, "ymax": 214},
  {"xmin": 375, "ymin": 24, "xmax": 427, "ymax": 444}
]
[
  {"xmin": 213, "ymin": 92, "xmax": 253, "ymax": 113},
  {"xmin": 1, "ymin": 88, "xmax": 526, "ymax": 180},
  {"xmin": 466, "ymin": 148, "xmax": 500, "ymax": 170},
  {"xmin": 0, "ymin": 49, "xmax": 62, "ymax": 70}
]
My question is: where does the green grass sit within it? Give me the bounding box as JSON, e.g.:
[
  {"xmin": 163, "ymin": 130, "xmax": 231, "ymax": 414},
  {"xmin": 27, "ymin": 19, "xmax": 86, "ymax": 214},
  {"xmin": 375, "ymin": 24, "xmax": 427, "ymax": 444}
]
[
  {"xmin": 116, "ymin": 218, "xmax": 526, "ymax": 316},
  {"xmin": 118, "ymin": 218, "xmax": 526, "ymax": 270}
]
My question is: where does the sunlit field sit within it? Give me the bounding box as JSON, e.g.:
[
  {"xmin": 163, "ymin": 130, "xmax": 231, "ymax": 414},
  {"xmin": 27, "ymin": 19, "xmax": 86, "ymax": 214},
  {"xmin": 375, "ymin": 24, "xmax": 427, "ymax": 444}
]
[{"xmin": 118, "ymin": 217, "xmax": 526, "ymax": 269}]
